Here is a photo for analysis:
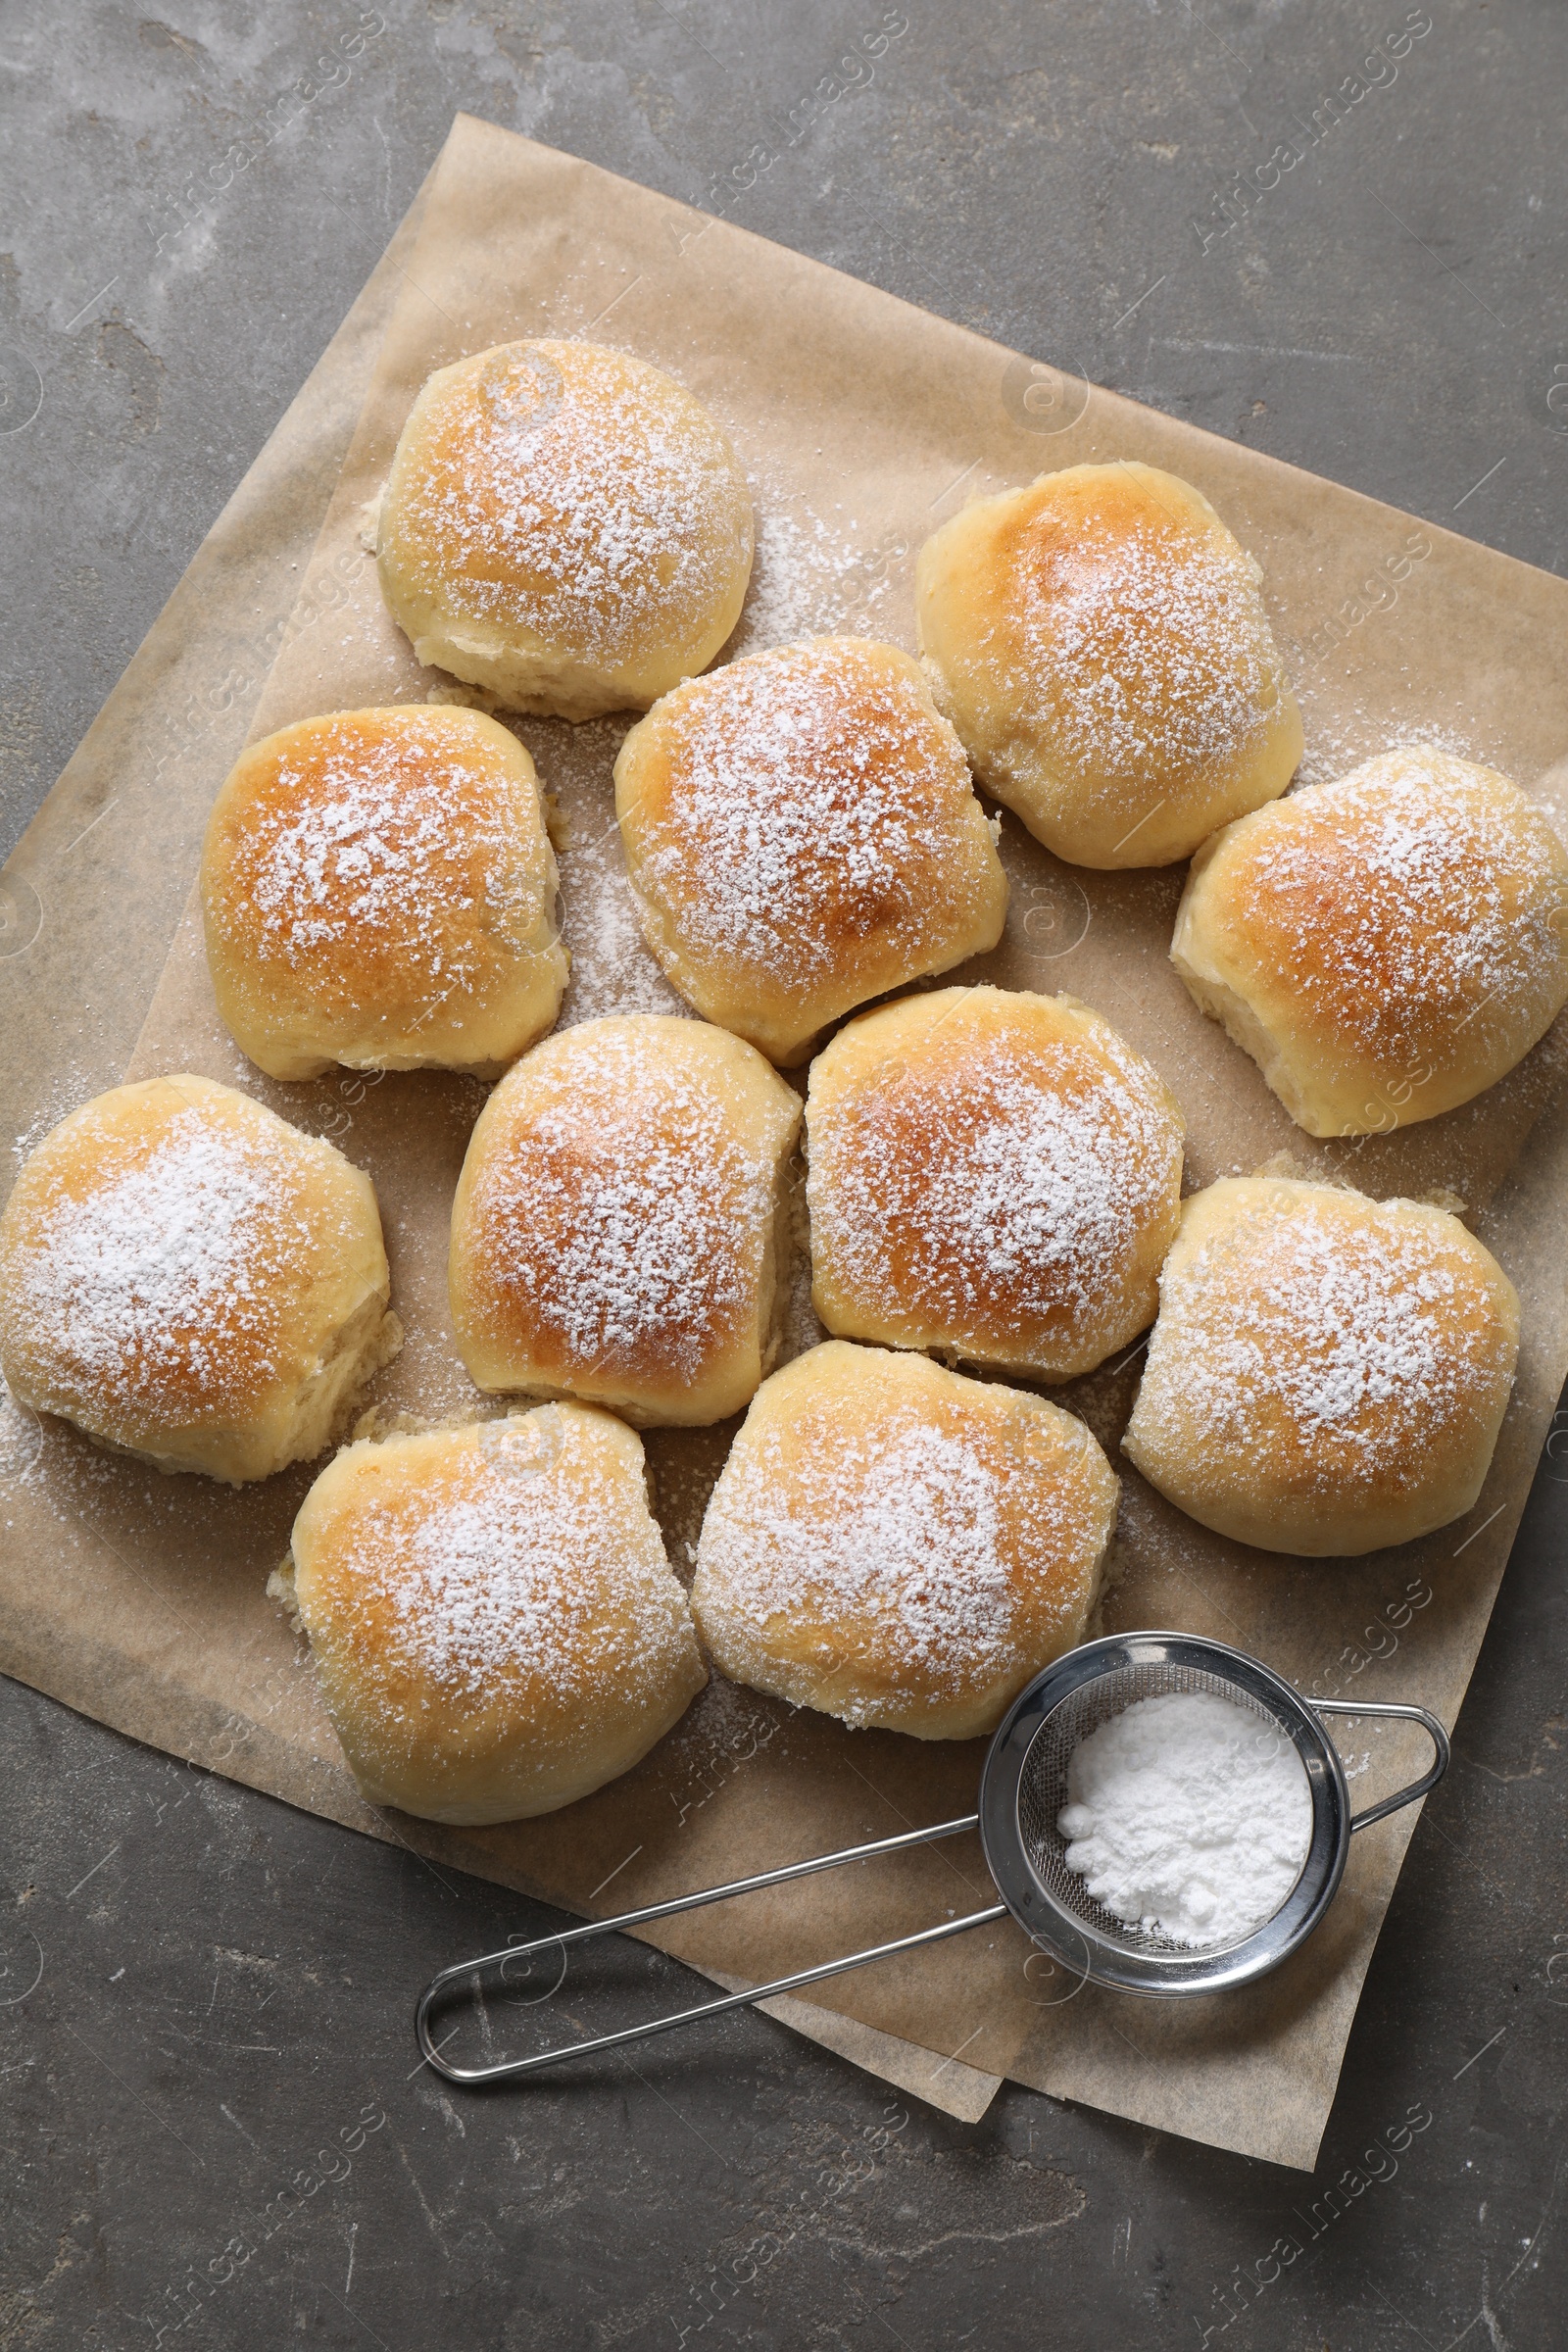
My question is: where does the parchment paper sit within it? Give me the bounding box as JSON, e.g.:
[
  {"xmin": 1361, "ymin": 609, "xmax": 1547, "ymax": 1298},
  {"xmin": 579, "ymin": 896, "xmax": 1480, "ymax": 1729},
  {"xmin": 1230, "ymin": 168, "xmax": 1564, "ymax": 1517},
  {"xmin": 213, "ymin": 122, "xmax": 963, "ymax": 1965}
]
[
  {"xmin": 6, "ymin": 117, "xmax": 1568, "ymax": 2169},
  {"xmin": 0, "ymin": 152, "xmax": 1001, "ymax": 2131}
]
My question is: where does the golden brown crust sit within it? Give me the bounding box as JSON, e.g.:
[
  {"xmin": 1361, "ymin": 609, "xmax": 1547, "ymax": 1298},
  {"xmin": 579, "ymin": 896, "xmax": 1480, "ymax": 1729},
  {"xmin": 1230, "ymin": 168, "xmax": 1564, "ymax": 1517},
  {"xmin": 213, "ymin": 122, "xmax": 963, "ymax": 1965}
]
[
  {"xmin": 614, "ymin": 637, "xmax": 1008, "ymax": 1064},
  {"xmin": 449, "ymin": 1015, "xmax": 802, "ymax": 1426},
  {"xmin": 691, "ymin": 1342, "xmax": 1117, "ymax": 1739},
  {"xmin": 1122, "ymin": 1177, "xmax": 1520, "ymax": 1555},
  {"xmin": 1172, "ymin": 748, "xmax": 1568, "ymax": 1135},
  {"xmin": 288, "ymin": 1406, "xmax": 706, "ymax": 1823},
  {"xmin": 915, "ymin": 462, "xmax": 1302, "ymax": 867},
  {"xmin": 201, "ymin": 705, "xmax": 567, "ymax": 1082},
  {"xmin": 806, "ymin": 986, "xmax": 1185, "ymax": 1381},
  {"xmin": 376, "ymin": 340, "xmax": 754, "ymax": 719},
  {"xmin": 0, "ymin": 1076, "xmax": 396, "ymax": 1483}
]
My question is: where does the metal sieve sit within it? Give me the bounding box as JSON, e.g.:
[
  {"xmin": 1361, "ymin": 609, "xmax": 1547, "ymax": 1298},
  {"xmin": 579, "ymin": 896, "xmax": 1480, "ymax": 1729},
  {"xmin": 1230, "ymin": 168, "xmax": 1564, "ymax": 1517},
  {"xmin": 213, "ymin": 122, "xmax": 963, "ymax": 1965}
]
[
  {"xmin": 978, "ymin": 1631, "xmax": 1446, "ymax": 1996},
  {"xmin": 416, "ymin": 1631, "xmax": 1447, "ymax": 2082}
]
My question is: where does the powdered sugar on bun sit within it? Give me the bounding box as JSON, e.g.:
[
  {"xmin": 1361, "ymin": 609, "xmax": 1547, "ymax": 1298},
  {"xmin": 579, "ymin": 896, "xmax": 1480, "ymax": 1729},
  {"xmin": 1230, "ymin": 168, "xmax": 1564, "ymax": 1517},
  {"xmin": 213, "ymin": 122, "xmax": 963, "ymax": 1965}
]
[
  {"xmin": 287, "ymin": 1406, "xmax": 706, "ymax": 1823},
  {"xmin": 615, "ymin": 637, "xmax": 1007, "ymax": 1064},
  {"xmin": 202, "ymin": 705, "xmax": 566, "ymax": 1082},
  {"xmin": 691, "ymin": 1341, "xmax": 1117, "ymax": 1739},
  {"xmin": 916, "ymin": 462, "xmax": 1302, "ymax": 867},
  {"xmin": 1018, "ymin": 510, "xmax": 1270, "ymax": 784},
  {"xmin": 1172, "ymin": 747, "xmax": 1568, "ymax": 1135},
  {"xmin": 377, "ymin": 340, "xmax": 754, "ymax": 719},
  {"xmin": 449, "ymin": 1014, "xmax": 801, "ymax": 1426},
  {"xmin": 0, "ymin": 1076, "xmax": 396, "ymax": 1483},
  {"xmin": 1123, "ymin": 1176, "xmax": 1519, "ymax": 1555},
  {"xmin": 807, "ymin": 986, "xmax": 1185, "ymax": 1382}
]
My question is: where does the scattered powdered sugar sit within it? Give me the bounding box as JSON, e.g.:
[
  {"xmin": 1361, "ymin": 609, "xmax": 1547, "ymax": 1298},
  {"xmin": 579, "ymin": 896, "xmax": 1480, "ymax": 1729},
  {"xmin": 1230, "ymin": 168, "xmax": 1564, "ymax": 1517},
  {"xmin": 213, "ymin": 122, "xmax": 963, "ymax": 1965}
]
[
  {"xmin": 1233, "ymin": 752, "xmax": 1568, "ymax": 1062},
  {"xmin": 631, "ymin": 641, "xmax": 990, "ymax": 989},
  {"xmin": 3, "ymin": 1104, "xmax": 313, "ymax": 1421},
  {"xmin": 487, "ymin": 709, "xmax": 682, "ymax": 1024},
  {"xmin": 1154, "ymin": 1194, "xmax": 1494, "ymax": 1479},
  {"xmin": 1015, "ymin": 500, "xmax": 1277, "ymax": 786},
  {"xmin": 1292, "ymin": 715, "xmax": 1480, "ymax": 794},
  {"xmin": 726, "ymin": 495, "xmax": 896, "ymax": 656},
  {"xmin": 10, "ymin": 1078, "xmax": 98, "ymax": 1175},
  {"xmin": 657, "ymin": 1670, "xmax": 785, "ymax": 1776},
  {"xmin": 0, "ymin": 1369, "xmax": 44, "ymax": 1482},
  {"xmin": 1058, "ymin": 1690, "xmax": 1311, "ymax": 1947},
  {"xmin": 393, "ymin": 343, "xmax": 749, "ymax": 666},
  {"xmin": 699, "ymin": 1410, "xmax": 1076, "ymax": 1722},
  {"xmin": 214, "ymin": 718, "xmax": 548, "ymax": 1011},
  {"xmin": 810, "ymin": 1009, "xmax": 1180, "ymax": 1354},
  {"xmin": 468, "ymin": 1026, "xmax": 766, "ymax": 1379},
  {"xmin": 556, "ymin": 800, "xmax": 688, "ymax": 1023}
]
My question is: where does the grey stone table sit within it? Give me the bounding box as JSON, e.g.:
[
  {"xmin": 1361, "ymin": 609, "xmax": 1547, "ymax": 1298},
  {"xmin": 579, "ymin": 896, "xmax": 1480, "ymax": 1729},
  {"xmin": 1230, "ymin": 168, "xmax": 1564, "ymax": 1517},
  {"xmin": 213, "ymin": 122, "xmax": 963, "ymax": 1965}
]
[{"xmin": 2, "ymin": 3, "xmax": 1565, "ymax": 2345}]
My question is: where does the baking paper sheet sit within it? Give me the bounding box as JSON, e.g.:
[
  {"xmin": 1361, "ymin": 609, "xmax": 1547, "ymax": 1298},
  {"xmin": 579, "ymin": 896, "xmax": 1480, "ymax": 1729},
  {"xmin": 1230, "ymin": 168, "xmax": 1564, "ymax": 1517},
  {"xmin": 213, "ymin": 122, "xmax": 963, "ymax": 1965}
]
[
  {"xmin": 0, "ymin": 154, "xmax": 1001, "ymax": 2132},
  {"xmin": 5, "ymin": 116, "xmax": 1568, "ymax": 2168}
]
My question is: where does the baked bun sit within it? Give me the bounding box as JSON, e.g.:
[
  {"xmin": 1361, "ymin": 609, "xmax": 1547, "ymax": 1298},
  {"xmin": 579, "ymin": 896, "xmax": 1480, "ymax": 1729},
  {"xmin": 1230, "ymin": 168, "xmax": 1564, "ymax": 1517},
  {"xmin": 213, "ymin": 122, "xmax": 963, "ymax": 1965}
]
[
  {"xmin": 613, "ymin": 637, "xmax": 1007, "ymax": 1064},
  {"xmin": 450, "ymin": 1015, "xmax": 800, "ymax": 1426},
  {"xmin": 806, "ymin": 986, "xmax": 1185, "ymax": 1382},
  {"xmin": 0, "ymin": 1076, "xmax": 398, "ymax": 1483},
  {"xmin": 376, "ymin": 340, "xmax": 754, "ymax": 720},
  {"xmin": 201, "ymin": 705, "xmax": 567, "ymax": 1082},
  {"xmin": 282, "ymin": 1406, "xmax": 706, "ymax": 1824},
  {"xmin": 915, "ymin": 462, "xmax": 1302, "ymax": 867},
  {"xmin": 1172, "ymin": 747, "xmax": 1568, "ymax": 1136},
  {"xmin": 1122, "ymin": 1176, "xmax": 1519, "ymax": 1555},
  {"xmin": 691, "ymin": 1341, "xmax": 1117, "ymax": 1740}
]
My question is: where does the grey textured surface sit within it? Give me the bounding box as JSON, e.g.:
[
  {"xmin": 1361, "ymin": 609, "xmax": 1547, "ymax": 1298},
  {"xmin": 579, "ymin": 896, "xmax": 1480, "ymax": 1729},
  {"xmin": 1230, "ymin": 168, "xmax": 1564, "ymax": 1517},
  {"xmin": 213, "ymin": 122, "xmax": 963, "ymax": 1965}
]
[{"xmin": 2, "ymin": 3, "xmax": 1566, "ymax": 2346}]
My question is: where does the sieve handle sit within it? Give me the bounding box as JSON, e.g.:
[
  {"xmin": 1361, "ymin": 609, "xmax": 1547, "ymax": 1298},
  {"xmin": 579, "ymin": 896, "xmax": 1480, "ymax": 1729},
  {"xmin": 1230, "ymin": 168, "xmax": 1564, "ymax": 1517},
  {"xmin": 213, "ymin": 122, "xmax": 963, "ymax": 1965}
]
[
  {"xmin": 415, "ymin": 1813, "xmax": 1004, "ymax": 2084},
  {"xmin": 1310, "ymin": 1698, "xmax": 1450, "ymax": 1831}
]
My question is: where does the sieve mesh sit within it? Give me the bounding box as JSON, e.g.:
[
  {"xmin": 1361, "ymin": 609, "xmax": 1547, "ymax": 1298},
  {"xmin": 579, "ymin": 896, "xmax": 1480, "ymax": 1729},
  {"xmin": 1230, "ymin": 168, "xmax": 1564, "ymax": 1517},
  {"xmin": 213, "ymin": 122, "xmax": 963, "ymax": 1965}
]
[{"xmin": 1015, "ymin": 1659, "xmax": 1308, "ymax": 1957}]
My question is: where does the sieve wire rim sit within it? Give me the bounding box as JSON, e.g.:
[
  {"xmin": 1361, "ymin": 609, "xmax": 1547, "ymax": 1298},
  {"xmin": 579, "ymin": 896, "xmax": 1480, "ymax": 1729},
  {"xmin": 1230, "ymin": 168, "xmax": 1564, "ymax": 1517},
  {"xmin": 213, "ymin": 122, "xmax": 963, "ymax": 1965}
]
[{"xmin": 976, "ymin": 1633, "xmax": 1352, "ymax": 1999}]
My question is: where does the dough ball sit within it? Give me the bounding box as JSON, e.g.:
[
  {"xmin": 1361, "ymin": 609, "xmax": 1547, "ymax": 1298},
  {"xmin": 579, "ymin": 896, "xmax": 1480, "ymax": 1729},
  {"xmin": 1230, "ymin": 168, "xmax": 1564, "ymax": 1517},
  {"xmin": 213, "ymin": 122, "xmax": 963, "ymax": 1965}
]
[
  {"xmin": 284, "ymin": 1405, "xmax": 706, "ymax": 1824},
  {"xmin": 614, "ymin": 635, "xmax": 1007, "ymax": 1064},
  {"xmin": 450, "ymin": 1014, "xmax": 801, "ymax": 1426},
  {"xmin": 691, "ymin": 1341, "xmax": 1117, "ymax": 1740},
  {"xmin": 1122, "ymin": 1176, "xmax": 1520, "ymax": 1555},
  {"xmin": 376, "ymin": 339, "xmax": 754, "ymax": 719},
  {"xmin": 0, "ymin": 1075, "xmax": 398, "ymax": 1483},
  {"xmin": 1172, "ymin": 747, "xmax": 1568, "ymax": 1134},
  {"xmin": 806, "ymin": 985, "xmax": 1185, "ymax": 1381},
  {"xmin": 201, "ymin": 704, "xmax": 567, "ymax": 1082},
  {"xmin": 915, "ymin": 461, "xmax": 1302, "ymax": 867}
]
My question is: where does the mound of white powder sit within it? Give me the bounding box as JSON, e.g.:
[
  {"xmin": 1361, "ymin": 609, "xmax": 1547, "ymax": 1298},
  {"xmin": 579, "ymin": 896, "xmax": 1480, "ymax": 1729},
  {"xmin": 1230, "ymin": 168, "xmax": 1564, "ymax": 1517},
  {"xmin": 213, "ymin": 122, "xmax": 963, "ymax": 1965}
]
[{"xmin": 1057, "ymin": 1690, "xmax": 1312, "ymax": 1948}]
